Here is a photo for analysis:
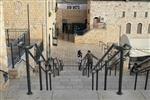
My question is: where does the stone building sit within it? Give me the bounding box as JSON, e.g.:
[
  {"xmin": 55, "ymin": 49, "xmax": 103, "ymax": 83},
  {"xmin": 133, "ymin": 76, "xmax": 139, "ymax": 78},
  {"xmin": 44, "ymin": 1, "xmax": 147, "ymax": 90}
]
[
  {"xmin": 56, "ymin": 0, "xmax": 87, "ymax": 41},
  {"xmin": 0, "ymin": 0, "xmax": 56, "ymax": 91},
  {"xmin": 86, "ymin": 0, "xmax": 150, "ymax": 56},
  {"xmin": 3, "ymin": 0, "xmax": 56, "ymax": 56},
  {"xmin": 56, "ymin": 0, "xmax": 150, "ymax": 59},
  {"xmin": 0, "ymin": 1, "xmax": 9, "ymax": 91}
]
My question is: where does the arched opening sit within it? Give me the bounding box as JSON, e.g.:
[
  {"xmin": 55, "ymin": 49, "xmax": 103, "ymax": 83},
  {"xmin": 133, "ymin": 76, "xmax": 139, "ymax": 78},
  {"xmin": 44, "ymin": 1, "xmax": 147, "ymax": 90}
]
[
  {"xmin": 137, "ymin": 23, "xmax": 142, "ymax": 34},
  {"xmin": 148, "ymin": 24, "xmax": 150, "ymax": 34},
  {"xmin": 126, "ymin": 23, "xmax": 131, "ymax": 34}
]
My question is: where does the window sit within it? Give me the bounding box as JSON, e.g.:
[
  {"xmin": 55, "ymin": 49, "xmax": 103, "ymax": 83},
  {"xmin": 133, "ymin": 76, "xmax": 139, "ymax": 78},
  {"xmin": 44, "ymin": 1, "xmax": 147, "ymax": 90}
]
[
  {"xmin": 88, "ymin": 9, "xmax": 89, "ymax": 13},
  {"xmin": 148, "ymin": 24, "xmax": 150, "ymax": 33},
  {"xmin": 137, "ymin": 23, "xmax": 142, "ymax": 34},
  {"xmin": 122, "ymin": 11, "xmax": 125, "ymax": 17},
  {"xmin": 145, "ymin": 12, "xmax": 148, "ymax": 18},
  {"xmin": 134, "ymin": 12, "xmax": 137, "ymax": 17},
  {"xmin": 67, "ymin": 6, "xmax": 72, "ymax": 9},
  {"xmin": 126, "ymin": 23, "xmax": 131, "ymax": 34}
]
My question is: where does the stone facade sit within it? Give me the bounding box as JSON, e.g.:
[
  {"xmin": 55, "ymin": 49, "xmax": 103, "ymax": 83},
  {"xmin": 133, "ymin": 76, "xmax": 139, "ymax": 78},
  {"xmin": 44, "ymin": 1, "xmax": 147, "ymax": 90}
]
[
  {"xmin": 75, "ymin": 25, "xmax": 120, "ymax": 44},
  {"xmin": 0, "ymin": 1, "xmax": 9, "ymax": 91},
  {"xmin": 56, "ymin": 9, "xmax": 87, "ymax": 34},
  {"xmin": 0, "ymin": 0, "xmax": 56, "ymax": 91},
  {"xmin": 75, "ymin": 0, "xmax": 150, "ymax": 44},
  {"xmin": 3, "ymin": 0, "xmax": 56, "ymax": 58},
  {"xmin": 3, "ymin": 0, "xmax": 45, "ymax": 41},
  {"xmin": 88, "ymin": 0, "xmax": 150, "ymax": 38}
]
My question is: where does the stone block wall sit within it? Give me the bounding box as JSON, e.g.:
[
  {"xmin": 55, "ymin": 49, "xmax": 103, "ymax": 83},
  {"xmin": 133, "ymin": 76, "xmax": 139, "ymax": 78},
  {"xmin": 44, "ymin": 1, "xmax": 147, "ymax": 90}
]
[
  {"xmin": 3, "ymin": 0, "xmax": 46, "ymax": 41},
  {"xmin": 56, "ymin": 9, "xmax": 87, "ymax": 34},
  {"xmin": 75, "ymin": 25, "xmax": 120, "ymax": 44},
  {"xmin": 0, "ymin": 1, "xmax": 9, "ymax": 91},
  {"xmin": 88, "ymin": 1, "xmax": 150, "ymax": 39}
]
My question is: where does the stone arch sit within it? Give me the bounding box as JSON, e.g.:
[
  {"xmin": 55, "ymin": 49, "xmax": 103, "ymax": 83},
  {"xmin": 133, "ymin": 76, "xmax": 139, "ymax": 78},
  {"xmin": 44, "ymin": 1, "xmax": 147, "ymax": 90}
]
[
  {"xmin": 137, "ymin": 23, "xmax": 142, "ymax": 34},
  {"xmin": 126, "ymin": 23, "xmax": 131, "ymax": 34}
]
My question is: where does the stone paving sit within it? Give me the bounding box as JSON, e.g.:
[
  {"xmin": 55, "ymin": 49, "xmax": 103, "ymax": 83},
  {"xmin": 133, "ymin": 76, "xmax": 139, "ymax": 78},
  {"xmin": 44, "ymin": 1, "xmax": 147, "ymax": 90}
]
[
  {"xmin": 51, "ymin": 40, "xmax": 102, "ymax": 65},
  {"xmin": 1, "ymin": 66, "xmax": 150, "ymax": 100},
  {"xmin": 1, "ymin": 40, "xmax": 150, "ymax": 100}
]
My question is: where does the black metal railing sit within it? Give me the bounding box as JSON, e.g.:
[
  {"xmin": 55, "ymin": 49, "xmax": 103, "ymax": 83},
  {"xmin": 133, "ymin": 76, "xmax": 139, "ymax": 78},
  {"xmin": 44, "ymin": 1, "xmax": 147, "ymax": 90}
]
[
  {"xmin": 8, "ymin": 33, "xmax": 28, "ymax": 68},
  {"xmin": 91, "ymin": 43, "xmax": 131, "ymax": 95},
  {"xmin": 0, "ymin": 70, "xmax": 9, "ymax": 83},
  {"xmin": 18, "ymin": 43, "xmax": 64, "ymax": 94},
  {"xmin": 80, "ymin": 56, "xmax": 99, "ymax": 77},
  {"xmin": 5, "ymin": 28, "xmax": 28, "ymax": 46},
  {"xmin": 132, "ymin": 57, "xmax": 150, "ymax": 90},
  {"xmin": 51, "ymin": 57, "xmax": 64, "ymax": 77}
]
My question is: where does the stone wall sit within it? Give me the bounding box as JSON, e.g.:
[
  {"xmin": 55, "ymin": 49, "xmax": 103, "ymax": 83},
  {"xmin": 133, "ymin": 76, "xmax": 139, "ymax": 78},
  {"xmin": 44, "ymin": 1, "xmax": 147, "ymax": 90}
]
[
  {"xmin": 88, "ymin": 1, "xmax": 150, "ymax": 38},
  {"xmin": 56, "ymin": 8, "xmax": 87, "ymax": 34},
  {"xmin": 3, "ymin": 0, "xmax": 46, "ymax": 41},
  {"xmin": 75, "ymin": 25, "xmax": 120, "ymax": 44},
  {"xmin": 0, "ymin": 1, "xmax": 9, "ymax": 91},
  {"xmin": 3, "ymin": 0, "xmax": 56, "ymax": 58}
]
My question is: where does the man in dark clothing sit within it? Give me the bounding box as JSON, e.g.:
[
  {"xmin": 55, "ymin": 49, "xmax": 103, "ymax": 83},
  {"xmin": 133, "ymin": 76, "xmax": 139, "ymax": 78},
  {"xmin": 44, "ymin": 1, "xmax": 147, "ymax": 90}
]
[{"xmin": 83, "ymin": 50, "xmax": 98, "ymax": 71}]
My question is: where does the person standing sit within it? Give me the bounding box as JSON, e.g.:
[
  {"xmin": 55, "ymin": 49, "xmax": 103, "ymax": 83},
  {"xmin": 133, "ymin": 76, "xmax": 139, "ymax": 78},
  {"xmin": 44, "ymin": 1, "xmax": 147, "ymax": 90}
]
[
  {"xmin": 77, "ymin": 50, "xmax": 82, "ymax": 70},
  {"xmin": 83, "ymin": 50, "xmax": 98, "ymax": 76}
]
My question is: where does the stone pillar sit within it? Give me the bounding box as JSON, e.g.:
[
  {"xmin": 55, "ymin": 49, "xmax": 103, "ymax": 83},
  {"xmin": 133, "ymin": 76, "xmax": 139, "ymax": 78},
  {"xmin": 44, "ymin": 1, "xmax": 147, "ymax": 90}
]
[
  {"xmin": 43, "ymin": 0, "xmax": 56, "ymax": 58},
  {"xmin": 0, "ymin": 1, "xmax": 9, "ymax": 91}
]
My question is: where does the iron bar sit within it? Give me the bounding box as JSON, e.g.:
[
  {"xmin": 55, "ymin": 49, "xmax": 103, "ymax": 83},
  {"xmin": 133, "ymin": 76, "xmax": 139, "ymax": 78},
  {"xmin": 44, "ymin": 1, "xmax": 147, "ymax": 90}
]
[
  {"xmin": 96, "ymin": 70, "xmax": 99, "ymax": 91},
  {"xmin": 45, "ymin": 65, "xmax": 49, "ymax": 90},
  {"xmin": 10, "ymin": 43, "xmax": 15, "ymax": 68},
  {"xmin": 134, "ymin": 72, "xmax": 138, "ymax": 90},
  {"xmin": 117, "ymin": 47, "xmax": 124, "ymax": 95},
  {"xmin": 104, "ymin": 61, "xmax": 108, "ymax": 90},
  {"xmin": 25, "ymin": 48, "xmax": 32, "ymax": 95},
  {"xmin": 49, "ymin": 72, "xmax": 52, "ymax": 90},
  {"xmin": 27, "ymin": 4, "xmax": 30, "ymax": 45},
  {"xmin": 144, "ymin": 70, "xmax": 149, "ymax": 90},
  {"xmin": 38, "ymin": 61, "xmax": 43, "ymax": 90},
  {"xmin": 92, "ymin": 72, "xmax": 94, "ymax": 90}
]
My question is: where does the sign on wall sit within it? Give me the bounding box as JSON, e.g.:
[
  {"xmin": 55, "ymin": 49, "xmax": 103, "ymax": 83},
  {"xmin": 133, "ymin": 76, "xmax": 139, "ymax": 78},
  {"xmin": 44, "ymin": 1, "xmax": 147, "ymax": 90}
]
[{"xmin": 58, "ymin": 3, "xmax": 87, "ymax": 10}]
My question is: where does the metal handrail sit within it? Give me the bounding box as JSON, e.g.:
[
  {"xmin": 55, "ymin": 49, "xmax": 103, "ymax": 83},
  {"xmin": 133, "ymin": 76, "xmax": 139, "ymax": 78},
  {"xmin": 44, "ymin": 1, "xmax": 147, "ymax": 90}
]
[
  {"xmin": 0, "ymin": 70, "xmax": 8, "ymax": 74},
  {"xmin": 92, "ymin": 43, "xmax": 115, "ymax": 71},
  {"xmin": 131, "ymin": 57, "xmax": 150, "ymax": 73},
  {"xmin": 133, "ymin": 59, "xmax": 150, "ymax": 73},
  {"xmin": 137, "ymin": 57, "xmax": 150, "ymax": 67},
  {"xmin": 134, "ymin": 59, "xmax": 150, "ymax": 90},
  {"xmin": 51, "ymin": 57, "xmax": 64, "ymax": 76}
]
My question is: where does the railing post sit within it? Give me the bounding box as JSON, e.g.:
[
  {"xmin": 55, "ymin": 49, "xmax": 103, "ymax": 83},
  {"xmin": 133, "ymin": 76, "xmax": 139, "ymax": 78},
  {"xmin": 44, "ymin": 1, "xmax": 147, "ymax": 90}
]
[
  {"xmin": 134, "ymin": 72, "xmax": 138, "ymax": 90},
  {"xmin": 23, "ymin": 33, "xmax": 26, "ymax": 45},
  {"xmin": 96, "ymin": 70, "xmax": 99, "ymax": 91},
  {"xmin": 6, "ymin": 29, "xmax": 10, "ymax": 46},
  {"xmin": 144, "ymin": 70, "xmax": 149, "ymax": 90},
  {"xmin": 25, "ymin": 48, "xmax": 32, "ymax": 95},
  {"xmin": 114, "ymin": 64, "xmax": 117, "ymax": 76},
  {"xmin": 53, "ymin": 59, "xmax": 55, "ymax": 77},
  {"xmin": 18, "ymin": 38, "xmax": 21, "ymax": 58},
  {"xmin": 104, "ymin": 61, "xmax": 108, "ymax": 90},
  {"xmin": 38, "ymin": 61, "xmax": 43, "ymax": 90},
  {"xmin": 49, "ymin": 72, "xmax": 52, "ymax": 91},
  {"xmin": 92, "ymin": 72, "xmax": 94, "ymax": 90},
  {"xmin": 87, "ymin": 63, "xmax": 90, "ymax": 77},
  {"xmin": 117, "ymin": 47, "xmax": 124, "ymax": 95},
  {"xmin": 27, "ymin": 4, "xmax": 30, "ymax": 45},
  {"xmin": 10, "ymin": 43, "xmax": 15, "ymax": 69},
  {"xmin": 45, "ymin": 65, "xmax": 49, "ymax": 90},
  {"xmin": 57, "ymin": 67, "xmax": 60, "ymax": 76},
  {"xmin": 109, "ymin": 68, "xmax": 111, "ymax": 76}
]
